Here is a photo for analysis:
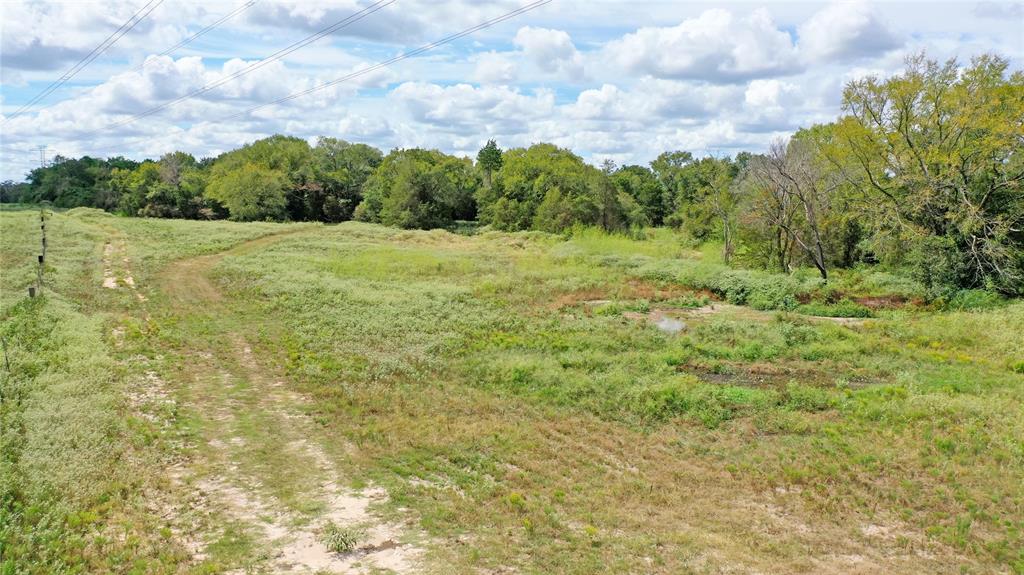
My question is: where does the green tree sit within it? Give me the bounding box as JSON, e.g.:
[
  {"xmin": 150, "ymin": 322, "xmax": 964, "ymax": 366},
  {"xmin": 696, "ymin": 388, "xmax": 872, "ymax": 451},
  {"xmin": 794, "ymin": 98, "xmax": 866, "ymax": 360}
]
[
  {"xmin": 206, "ymin": 164, "xmax": 288, "ymax": 221},
  {"xmin": 114, "ymin": 161, "xmax": 161, "ymax": 216},
  {"xmin": 660, "ymin": 156, "xmax": 744, "ymax": 262},
  {"xmin": 0, "ymin": 180, "xmax": 30, "ymax": 203},
  {"xmin": 208, "ymin": 135, "xmax": 313, "ymax": 221},
  {"xmin": 478, "ymin": 143, "xmax": 643, "ymax": 232},
  {"xmin": 476, "ymin": 139, "xmax": 503, "ymax": 187},
  {"xmin": 27, "ymin": 156, "xmax": 111, "ymax": 208},
  {"xmin": 356, "ymin": 149, "xmax": 479, "ymax": 229},
  {"xmin": 310, "ymin": 137, "xmax": 383, "ymax": 222},
  {"xmin": 830, "ymin": 53, "xmax": 1024, "ymax": 294},
  {"xmin": 611, "ymin": 165, "xmax": 663, "ymax": 225},
  {"xmin": 650, "ymin": 150, "xmax": 694, "ymax": 221}
]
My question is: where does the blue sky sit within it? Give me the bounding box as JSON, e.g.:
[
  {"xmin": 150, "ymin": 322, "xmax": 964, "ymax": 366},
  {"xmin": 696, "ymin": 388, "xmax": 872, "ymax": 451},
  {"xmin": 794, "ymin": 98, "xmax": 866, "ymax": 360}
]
[{"xmin": 1, "ymin": 0, "xmax": 1021, "ymax": 181}]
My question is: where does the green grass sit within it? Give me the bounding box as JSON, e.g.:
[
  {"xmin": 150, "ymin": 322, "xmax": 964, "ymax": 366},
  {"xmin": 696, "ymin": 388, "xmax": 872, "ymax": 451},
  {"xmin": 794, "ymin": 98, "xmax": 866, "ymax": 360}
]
[
  {"xmin": 209, "ymin": 222, "xmax": 1023, "ymax": 573},
  {"xmin": 0, "ymin": 209, "xmax": 292, "ymax": 574},
  {"xmin": 0, "ymin": 272, "xmax": 181, "ymax": 573},
  {"xmin": 2, "ymin": 210, "xmax": 1022, "ymax": 574}
]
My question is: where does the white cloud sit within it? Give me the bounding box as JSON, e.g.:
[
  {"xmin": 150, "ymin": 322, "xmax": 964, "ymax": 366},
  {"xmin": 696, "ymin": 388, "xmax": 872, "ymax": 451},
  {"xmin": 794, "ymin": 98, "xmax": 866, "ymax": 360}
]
[
  {"xmin": 798, "ymin": 1, "xmax": 903, "ymax": 63},
  {"xmin": 513, "ymin": 26, "xmax": 585, "ymax": 81},
  {"xmin": 636, "ymin": 78, "xmax": 743, "ymax": 120},
  {"xmin": 738, "ymin": 78, "xmax": 805, "ymax": 132},
  {"xmin": 1, "ymin": 0, "xmax": 1020, "ymax": 181},
  {"xmin": 0, "ymin": 1, "xmax": 203, "ymax": 71},
  {"xmin": 246, "ymin": 1, "xmax": 537, "ymax": 44},
  {"xmin": 472, "ymin": 51, "xmax": 518, "ymax": 84},
  {"xmin": 390, "ymin": 82, "xmax": 554, "ymax": 135},
  {"xmin": 744, "ymin": 79, "xmax": 799, "ymax": 110},
  {"xmin": 973, "ymin": 1, "xmax": 1024, "ymax": 19},
  {"xmin": 565, "ymin": 80, "xmax": 741, "ymax": 123},
  {"xmin": 566, "ymin": 84, "xmax": 629, "ymax": 120},
  {"xmin": 0, "ymin": 53, "xmax": 390, "ymax": 164},
  {"xmin": 604, "ymin": 8, "xmax": 800, "ymax": 83}
]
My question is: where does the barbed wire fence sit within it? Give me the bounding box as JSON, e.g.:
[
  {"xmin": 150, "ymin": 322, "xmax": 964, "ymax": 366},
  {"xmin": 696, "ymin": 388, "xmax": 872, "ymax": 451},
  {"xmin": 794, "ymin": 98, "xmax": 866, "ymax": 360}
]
[
  {"xmin": 33, "ymin": 205, "xmax": 48, "ymax": 296},
  {"xmin": 1, "ymin": 203, "xmax": 53, "ymax": 383}
]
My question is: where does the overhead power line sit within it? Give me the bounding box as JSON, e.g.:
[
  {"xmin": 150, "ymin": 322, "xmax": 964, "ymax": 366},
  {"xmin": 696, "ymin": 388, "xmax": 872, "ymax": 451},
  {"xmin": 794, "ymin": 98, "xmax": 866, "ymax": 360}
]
[
  {"xmin": 76, "ymin": 0, "xmax": 553, "ymax": 157},
  {"xmin": 1, "ymin": 1, "xmax": 258, "ymax": 124},
  {"xmin": 143, "ymin": 1, "xmax": 257, "ymax": 65},
  {"xmin": 75, "ymin": 0, "xmax": 399, "ymax": 141},
  {"xmin": 225, "ymin": 0, "xmax": 553, "ymax": 122},
  {"xmin": 2, "ymin": 0, "xmax": 165, "ymax": 124}
]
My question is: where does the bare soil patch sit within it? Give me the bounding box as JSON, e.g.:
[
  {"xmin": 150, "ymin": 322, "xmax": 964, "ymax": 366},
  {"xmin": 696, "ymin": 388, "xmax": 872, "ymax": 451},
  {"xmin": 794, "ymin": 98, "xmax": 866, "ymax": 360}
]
[{"xmin": 150, "ymin": 229, "xmax": 426, "ymax": 573}]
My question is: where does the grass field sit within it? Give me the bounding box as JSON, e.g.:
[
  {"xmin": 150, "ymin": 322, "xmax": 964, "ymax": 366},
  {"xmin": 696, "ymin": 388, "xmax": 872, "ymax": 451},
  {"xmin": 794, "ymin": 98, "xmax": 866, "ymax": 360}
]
[{"xmin": 2, "ymin": 207, "xmax": 1022, "ymax": 574}]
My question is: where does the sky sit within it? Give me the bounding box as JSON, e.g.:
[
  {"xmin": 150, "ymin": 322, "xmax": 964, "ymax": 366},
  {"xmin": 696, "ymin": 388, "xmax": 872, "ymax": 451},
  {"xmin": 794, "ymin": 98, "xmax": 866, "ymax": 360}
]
[{"xmin": 0, "ymin": 0, "xmax": 1021, "ymax": 181}]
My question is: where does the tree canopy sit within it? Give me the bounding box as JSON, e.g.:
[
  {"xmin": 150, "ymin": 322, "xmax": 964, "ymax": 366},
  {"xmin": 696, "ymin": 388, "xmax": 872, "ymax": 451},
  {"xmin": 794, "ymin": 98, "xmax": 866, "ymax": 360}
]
[
  {"xmin": 476, "ymin": 143, "xmax": 646, "ymax": 233},
  {"xmin": 355, "ymin": 148, "xmax": 479, "ymax": 230},
  {"xmin": 6, "ymin": 51, "xmax": 1020, "ymax": 297}
]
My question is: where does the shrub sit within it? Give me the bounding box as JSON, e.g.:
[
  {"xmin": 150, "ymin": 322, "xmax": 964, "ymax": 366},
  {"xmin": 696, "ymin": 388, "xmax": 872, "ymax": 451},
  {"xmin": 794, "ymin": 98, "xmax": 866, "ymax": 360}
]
[
  {"xmin": 746, "ymin": 276, "xmax": 800, "ymax": 311},
  {"xmin": 797, "ymin": 299, "xmax": 874, "ymax": 318},
  {"xmin": 945, "ymin": 289, "xmax": 1006, "ymax": 311},
  {"xmin": 633, "ymin": 261, "xmax": 817, "ymax": 312},
  {"xmin": 907, "ymin": 235, "xmax": 969, "ymax": 300},
  {"xmin": 663, "ymin": 294, "xmax": 710, "ymax": 308}
]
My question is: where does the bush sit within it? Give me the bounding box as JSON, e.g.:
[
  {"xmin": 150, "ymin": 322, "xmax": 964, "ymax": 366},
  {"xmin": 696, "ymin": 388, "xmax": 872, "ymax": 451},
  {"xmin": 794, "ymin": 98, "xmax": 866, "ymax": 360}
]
[
  {"xmin": 663, "ymin": 294, "xmax": 710, "ymax": 308},
  {"xmin": 945, "ymin": 289, "xmax": 1006, "ymax": 311},
  {"xmin": 797, "ymin": 299, "xmax": 874, "ymax": 318},
  {"xmin": 746, "ymin": 276, "xmax": 800, "ymax": 311},
  {"xmin": 831, "ymin": 268, "xmax": 925, "ymax": 299},
  {"xmin": 907, "ymin": 235, "xmax": 969, "ymax": 299},
  {"xmin": 704, "ymin": 270, "xmax": 804, "ymax": 311}
]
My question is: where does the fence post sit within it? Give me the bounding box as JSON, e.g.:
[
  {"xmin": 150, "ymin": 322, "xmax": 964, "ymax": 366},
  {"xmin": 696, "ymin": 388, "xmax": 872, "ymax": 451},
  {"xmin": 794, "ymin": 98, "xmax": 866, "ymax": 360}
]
[
  {"xmin": 38, "ymin": 209, "xmax": 47, "ymax": 290},
  {"xmin": 1, "ymin": 335, "xmax": 9, "ymax": 373}
]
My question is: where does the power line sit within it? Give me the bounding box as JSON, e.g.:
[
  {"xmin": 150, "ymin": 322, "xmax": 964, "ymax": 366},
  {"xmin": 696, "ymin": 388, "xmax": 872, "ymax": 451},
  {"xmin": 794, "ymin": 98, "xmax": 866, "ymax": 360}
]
[
  {"xmin": 2, "ymin": 0, "xmax": 165, "ymax": 124},
  {"xmin": 74, "ymin": 0, "xmax": 398, "ymax": 141},
  {"xmin": 144, "ymin": 1, "xmax": 257, "ymax": 64},
  {"xmin": 79, "ymin": 0, "xmax": 553, "ymax": 156},
  {"xmin": 226, "ymin": 0, "xmax": 553, "ymax": 122},
  {"xmin": 4, "ymin": 2, "xmax": 258, "ymax": 124}
]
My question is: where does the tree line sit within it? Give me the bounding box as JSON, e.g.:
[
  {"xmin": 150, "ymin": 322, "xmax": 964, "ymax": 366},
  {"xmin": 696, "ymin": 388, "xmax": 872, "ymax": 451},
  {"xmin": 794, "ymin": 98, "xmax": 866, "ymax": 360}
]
[{"xmin": 2, "ymin": 54, "xmax": 1021, "ymax": 296}]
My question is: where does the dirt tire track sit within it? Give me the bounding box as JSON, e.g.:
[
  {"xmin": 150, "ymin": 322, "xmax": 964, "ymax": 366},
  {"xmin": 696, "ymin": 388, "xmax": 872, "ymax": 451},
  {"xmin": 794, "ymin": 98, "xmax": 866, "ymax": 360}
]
[{"xmin": 153, "ymin": 228, "xmax": 425, "ymax": 574}]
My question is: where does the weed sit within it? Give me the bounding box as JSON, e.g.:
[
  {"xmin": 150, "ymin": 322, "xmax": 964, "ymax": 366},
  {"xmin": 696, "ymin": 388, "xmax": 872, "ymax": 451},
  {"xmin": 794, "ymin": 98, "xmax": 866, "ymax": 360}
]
[
  {"xmin": 797, "ymin": 299, "xmax": 874, "ymax": 318},
  {"xmin": 3, "ymin": 210, "xmax": 1022, "ymax": 574},
  {"xmin": 945, "ymin": 289, "xmax": 1006, "ymax": 311},
  {"xmin": 320, "ymin": 523, "xmax": 364, "ymax": 554}
]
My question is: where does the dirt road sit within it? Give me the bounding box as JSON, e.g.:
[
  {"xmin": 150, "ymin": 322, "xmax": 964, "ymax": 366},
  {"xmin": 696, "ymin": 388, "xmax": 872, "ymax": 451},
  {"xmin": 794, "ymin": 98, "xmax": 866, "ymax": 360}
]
[{"xmin": 142, "ymin": 230, "xmax": 425, "ymax": 574}]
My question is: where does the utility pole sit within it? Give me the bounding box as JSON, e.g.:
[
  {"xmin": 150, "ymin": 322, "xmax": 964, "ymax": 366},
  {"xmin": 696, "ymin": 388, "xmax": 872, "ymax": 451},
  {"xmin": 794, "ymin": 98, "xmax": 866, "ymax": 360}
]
[{"xmin": 36, "ymin": 145, "xmax": 48, "ymax": 169}]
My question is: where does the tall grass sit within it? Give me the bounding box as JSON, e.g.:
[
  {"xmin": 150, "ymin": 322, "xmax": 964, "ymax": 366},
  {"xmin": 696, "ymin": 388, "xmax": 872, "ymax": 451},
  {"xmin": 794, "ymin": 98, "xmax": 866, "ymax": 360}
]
[
  {"xmin": 211, "ymin": 222, "xmax": 1024, "ymax": 572},
  {"xmin": 2, "ymin": 210, "xmax": 1021, "ymax": 573}
]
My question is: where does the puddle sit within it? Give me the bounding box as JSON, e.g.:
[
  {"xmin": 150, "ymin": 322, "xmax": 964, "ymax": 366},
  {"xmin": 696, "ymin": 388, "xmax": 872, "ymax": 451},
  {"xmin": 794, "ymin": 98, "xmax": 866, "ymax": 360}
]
[
  {"xmin": 623, "ymin": 309, "xmax": 689, "ymax": 335},
  {"xmin": 654, "ymin": 316, "xmax": 686, "ymax": 334}
]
